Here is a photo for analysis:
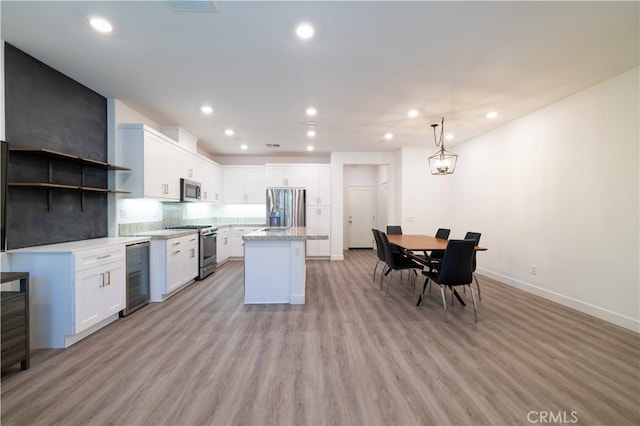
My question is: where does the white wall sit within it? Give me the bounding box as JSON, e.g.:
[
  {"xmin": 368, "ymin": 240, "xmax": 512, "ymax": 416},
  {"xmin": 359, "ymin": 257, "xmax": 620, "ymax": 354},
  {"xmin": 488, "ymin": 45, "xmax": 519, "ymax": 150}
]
[
  {"xmin": 398, "ymin": 148, "xmax": 453, "ymax": 234},
  {"xmin": 450, "ymin": 67, "xmax": 639, "ymax": 331},
  {"xmin": 330, "ymin": 152, "xmax": 397, "ymax": 261}
]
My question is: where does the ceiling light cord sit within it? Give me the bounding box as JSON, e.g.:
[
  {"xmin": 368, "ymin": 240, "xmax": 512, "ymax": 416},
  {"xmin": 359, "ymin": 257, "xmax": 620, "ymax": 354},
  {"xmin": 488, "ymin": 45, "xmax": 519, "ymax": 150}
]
[{"xmin": 431, "ymin": 116, "xmax": 445, "ymax": 148}]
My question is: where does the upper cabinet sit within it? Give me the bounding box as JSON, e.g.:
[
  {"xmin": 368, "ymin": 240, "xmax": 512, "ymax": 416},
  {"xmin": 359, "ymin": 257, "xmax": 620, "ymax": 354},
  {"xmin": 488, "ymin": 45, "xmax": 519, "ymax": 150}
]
[
  {"xmin": 201, "ymin": 160, "xmax": 222, "ymax": 202},
  {"xmin": 118, "ymin": 124, "xmax": 223, "ymax": 202},
  {"xmin": 306, "ymin": 165, "xmax": 331, "ymax": 206},
  {"xmin": 265, "ymin": 165, "xmax": 308, "ymax": 188},
  {"xmin": 222, "ymin": 166, "xmax": 265, "ymax": 203},
  {"xmin": 119, "ymin": 125, "xmax": 181, "ymax": 201}
]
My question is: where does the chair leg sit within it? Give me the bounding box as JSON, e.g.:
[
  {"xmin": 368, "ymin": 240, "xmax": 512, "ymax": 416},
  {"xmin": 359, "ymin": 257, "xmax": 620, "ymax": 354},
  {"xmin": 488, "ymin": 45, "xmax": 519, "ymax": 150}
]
[
  {"xmin": 380, "ymin": 266, "xmax": 390, "ymax": 290},
  {"xmin": 385, "ymin": 270, "xmax": 396, "ymax": 297},
  {"xmin": 474, "ymin": 274, "xmax": 482, "ymax": 301},
  {"xmin": 469, "ymin": 285, "xmax": 478, "ymax": 322},
  {"xmin": 373, "ymin": 260, "xmax": 380, "ymax": 282},
  {"xmin": 451, "ymin": 286, "xmax": 455, "ymax": 306},
  {"xmin": 440, "ymin": 285, "xmax": 448, "ymax": 321}
]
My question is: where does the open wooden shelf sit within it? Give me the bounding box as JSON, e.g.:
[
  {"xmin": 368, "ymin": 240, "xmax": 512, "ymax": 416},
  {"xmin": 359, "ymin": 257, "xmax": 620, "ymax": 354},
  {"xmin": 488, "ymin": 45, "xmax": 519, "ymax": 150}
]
[
  {"xmin": 8, "ymin": 147, "xmax": 132, "ymax": 211},
  {"xmin": 9, "ymin": 148, "xmax": 130, "ymax": 171}
]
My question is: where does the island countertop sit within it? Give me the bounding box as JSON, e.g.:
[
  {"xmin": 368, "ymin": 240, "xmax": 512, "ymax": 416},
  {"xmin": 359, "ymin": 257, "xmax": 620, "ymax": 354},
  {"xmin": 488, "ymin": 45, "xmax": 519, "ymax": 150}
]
[{"xmin": 242, "ymin": 227, "xmax": 328, "ymax": 241}]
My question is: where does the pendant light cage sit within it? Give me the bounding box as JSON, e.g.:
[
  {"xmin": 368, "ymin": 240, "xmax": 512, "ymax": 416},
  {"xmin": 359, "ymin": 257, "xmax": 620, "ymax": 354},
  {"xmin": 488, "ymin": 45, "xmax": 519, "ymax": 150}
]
[
  {"xmin": 427, "ymin": 117, "xmax": 457, "ymax": 175},
  {"xmin": 428, "ymin": 148, "xmax": 458, "ymax": 175}
]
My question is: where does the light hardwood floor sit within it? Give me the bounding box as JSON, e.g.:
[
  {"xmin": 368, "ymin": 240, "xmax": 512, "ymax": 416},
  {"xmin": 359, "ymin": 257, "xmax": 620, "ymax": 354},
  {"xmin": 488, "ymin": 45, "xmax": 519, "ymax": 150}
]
[{"xmin": 2, "ymin": 249, "xmax": 639, "ymax": 425}]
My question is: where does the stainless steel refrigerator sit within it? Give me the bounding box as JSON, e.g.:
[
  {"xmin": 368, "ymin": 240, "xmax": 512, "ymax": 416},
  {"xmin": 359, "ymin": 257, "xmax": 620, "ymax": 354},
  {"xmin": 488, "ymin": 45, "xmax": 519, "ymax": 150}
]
[{"xmin": 266, "ymin": 188, "xmax": 306, "ymax": 227}]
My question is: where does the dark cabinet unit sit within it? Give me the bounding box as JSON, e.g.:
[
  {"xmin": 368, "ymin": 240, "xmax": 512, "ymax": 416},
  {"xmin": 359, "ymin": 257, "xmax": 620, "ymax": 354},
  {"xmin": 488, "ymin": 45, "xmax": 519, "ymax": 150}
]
[{"xmin": 1, "ymin": 272, "xmax": 30, "ymax": 371}]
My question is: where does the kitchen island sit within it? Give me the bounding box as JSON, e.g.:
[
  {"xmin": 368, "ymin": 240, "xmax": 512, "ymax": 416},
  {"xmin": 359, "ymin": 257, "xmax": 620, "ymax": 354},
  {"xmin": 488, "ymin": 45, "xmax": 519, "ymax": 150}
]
[{"xmin": 242, "ymin": 227, "xmax": 328, "ymax": 304}]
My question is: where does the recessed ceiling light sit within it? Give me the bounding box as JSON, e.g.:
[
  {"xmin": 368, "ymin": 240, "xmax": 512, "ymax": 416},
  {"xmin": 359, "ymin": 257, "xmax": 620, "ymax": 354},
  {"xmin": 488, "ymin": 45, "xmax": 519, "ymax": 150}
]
[
  {"xmin": 307, "ymin": 130, "xmax": 316, "ymax": 138},
  {"xmin": 408, "ymin": 109, "xmax": 419, "ymax": 118},
  {"xmin": 240, "ymin": 144, "xmax": 248, "ymax": 150},
  {"xmin": 224, "ymin": 129, "xmax": 234, "ymax": 136},
  {"xmin": 296, "ymin": 23, "xmax": 314, "ymax": 40},
  {"xmin": 445, "ymin": 133, "xmax": 454, "ymax": 140},
  {"xmin": 307, "ymin": 145, "xmax": 314, "ymax": 151},
  {"xmin": 384, "ymin": 132, "xmax": 394, "ymax": 140},
  {"xmin": 486, "ymin": 111, "xmax": 498, "ymax": 119},
  {"xmin": 89, "ymin": 17, "xmax": 113, "ymax": 33},
  {"xmin": 306, "ymin": 107, "xmax": 317, "ymax": 117},
  {"xmin": 201, "ymin": 105, "xmax": 213, "ymax": 115}
]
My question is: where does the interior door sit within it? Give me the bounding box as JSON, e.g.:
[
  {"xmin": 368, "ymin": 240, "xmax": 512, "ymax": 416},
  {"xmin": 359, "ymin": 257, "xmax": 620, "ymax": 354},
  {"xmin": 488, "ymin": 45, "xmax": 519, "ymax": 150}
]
[{"xmin": 347, "ymin": 186, "xmax": 374, "ymax": 248}]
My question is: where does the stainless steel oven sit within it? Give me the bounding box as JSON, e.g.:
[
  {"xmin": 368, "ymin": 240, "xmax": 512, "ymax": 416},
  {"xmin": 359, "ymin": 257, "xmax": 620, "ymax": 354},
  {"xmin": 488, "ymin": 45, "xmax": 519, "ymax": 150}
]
[{"xmin": 199, "ymin": 228, "xmax": 217, "ymax": 280}]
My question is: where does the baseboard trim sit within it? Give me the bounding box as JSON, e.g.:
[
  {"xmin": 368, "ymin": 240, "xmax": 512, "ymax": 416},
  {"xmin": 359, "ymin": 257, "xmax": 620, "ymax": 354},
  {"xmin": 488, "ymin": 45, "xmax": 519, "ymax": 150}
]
[
  {"xmin": 478, "ymin": 268, "xmax": 639, "ymax": 333},
  {"xmin": 331, "ymin": 254, "xmax": 344, "ymax": 261}
]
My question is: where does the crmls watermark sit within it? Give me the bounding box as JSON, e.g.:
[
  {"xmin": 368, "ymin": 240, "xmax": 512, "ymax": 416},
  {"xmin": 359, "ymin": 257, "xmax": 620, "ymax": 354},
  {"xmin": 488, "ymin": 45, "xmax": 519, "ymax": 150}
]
[{"xmin": 527, "ymin": 411, "xmax": 578, "ymax": 424}]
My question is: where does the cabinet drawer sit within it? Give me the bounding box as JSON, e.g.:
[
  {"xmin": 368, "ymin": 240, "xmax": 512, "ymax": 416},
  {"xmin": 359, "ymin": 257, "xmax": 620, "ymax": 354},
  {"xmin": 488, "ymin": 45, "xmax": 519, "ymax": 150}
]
[{"xmin": 75, "ymin": 246, "xmax": 125, "ymax": 271}]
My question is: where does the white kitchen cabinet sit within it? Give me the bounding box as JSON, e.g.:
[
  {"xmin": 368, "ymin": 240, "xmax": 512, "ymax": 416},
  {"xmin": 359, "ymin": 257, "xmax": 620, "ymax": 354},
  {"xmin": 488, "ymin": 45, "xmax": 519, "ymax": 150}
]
[
  {"xmin": 306, "ymin": 206, "xmax": 331, "ymax": 257},
  {"xmin": 222, "ymin": 166, "xmax": 266, "ymax": 203},
  {"xmin": 8, "ymin": 239, "xmax": 140, "ymax": 348},
  {"xmin": 216, "ymin": 227, "xmax": 230, "ymax": 264},
  {"xmin": 75, "ymin": 260, "xmax": 125, "ymax": 333},
  {"xmin": 150, "ymin": 233, "xmax": 199, "ymax": 301},
  {"xmin": 202, "ymin": 161, "xmax": 222, "ymax": 202},
  {"xmin": 230, "ymin": 227, "xmax": 261, "ymax": 258},
  {"xmin": 118, "ymin": 124, "xmax": 181, "ymax": 201},
  {"xmin": 179, "ymin": 149, "xmax": 202, "ymax": 182},
  {"xmin": 306, "ymin": 165, "xmax": 331, "ymax": 206},
  {"xmin": 265, "ymin": 165, "xmax": 308, "ymax": 188}
]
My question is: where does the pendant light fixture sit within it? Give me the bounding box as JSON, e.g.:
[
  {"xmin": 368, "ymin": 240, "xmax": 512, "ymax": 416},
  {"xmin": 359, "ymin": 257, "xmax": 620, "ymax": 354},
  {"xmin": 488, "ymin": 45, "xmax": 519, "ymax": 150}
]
[{"xmin": 427, "ymin": 117, "xmax": 457, "ymax": 175}]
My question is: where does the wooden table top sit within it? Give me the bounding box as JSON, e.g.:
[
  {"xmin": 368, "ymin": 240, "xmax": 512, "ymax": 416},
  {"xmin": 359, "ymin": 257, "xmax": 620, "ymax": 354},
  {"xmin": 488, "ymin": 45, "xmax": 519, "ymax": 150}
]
[{"xmin": 387, "ymin": 234, "xmax": 487, "ymax": 251}]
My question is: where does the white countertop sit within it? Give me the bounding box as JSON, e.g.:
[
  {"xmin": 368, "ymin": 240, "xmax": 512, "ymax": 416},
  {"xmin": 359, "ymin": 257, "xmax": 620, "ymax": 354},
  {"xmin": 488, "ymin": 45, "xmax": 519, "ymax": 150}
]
[
  {"xmin": 126, "ymin": 229, "xmax": 199, "ymax": 239},
  {"xmin": 7, "ymin": 237, "xmax": 151, "ymax": 254},
  {"xmin": 242, "ymin": 227, "xmax": 329, "ymax": 241}
]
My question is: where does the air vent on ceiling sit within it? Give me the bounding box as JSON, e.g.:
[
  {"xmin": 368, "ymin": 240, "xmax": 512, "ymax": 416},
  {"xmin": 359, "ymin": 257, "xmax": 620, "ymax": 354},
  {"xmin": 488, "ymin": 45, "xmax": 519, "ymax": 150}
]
[
  {"xmin": 169, "ymin": 0, "xmax": 219, "ymax": 13},
  {"xmin": 266, "ymin": 144, "xmax": 281, "ymax": 148}
]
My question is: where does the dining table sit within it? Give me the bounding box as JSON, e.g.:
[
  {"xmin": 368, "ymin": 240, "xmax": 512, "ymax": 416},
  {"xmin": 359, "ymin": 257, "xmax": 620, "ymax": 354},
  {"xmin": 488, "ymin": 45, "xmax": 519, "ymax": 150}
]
[{"xmin": 386, "ymin": 234, "xmax": 487, "ymax": 306}]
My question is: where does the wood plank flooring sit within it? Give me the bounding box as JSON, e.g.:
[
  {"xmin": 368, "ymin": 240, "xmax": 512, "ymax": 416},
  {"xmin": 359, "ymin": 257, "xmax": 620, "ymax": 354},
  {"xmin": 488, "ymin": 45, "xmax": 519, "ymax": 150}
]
[{"xmin": 2, "ymin": 249, "xmax": 639, "ymax": 425}]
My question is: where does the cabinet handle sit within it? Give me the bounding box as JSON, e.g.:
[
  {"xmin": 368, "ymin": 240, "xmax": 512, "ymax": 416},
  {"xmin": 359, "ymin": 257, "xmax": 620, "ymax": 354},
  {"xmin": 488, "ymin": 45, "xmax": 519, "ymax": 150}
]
[
  {"xmin": 172, "ymin": 242, "xmax": 181, "ymax": 246},
  {"xmin": 106, "ymin": 271, "xmax": 111, "ymax": 286},
  {"xmin": 224, "ymin": 237, "xmax": 228, "ymax": 244},
  {"xmin": 284, "ymin": 178, "xmax": 288, "ymax": 186},
  {"xmin": 189, "ymin": 238, "xmax": 197, "ymax": 243},
  {"xmin": 190, "ymin": 248, "xmax": 195, "ymax": 258},
  {"xmin": 317, "ymin": 197, "xmax": 321, "ymax": 204},
  {"xmin": 97, "ymin": 254, "xmax": 111, "ymax": 260},
  {"xmin": 100, "ymin": 273, "xmax": 105, "ymax": 288},
  {"xmin": 173, "ymin": 250, "xmax": 181, "ymax": 254}
]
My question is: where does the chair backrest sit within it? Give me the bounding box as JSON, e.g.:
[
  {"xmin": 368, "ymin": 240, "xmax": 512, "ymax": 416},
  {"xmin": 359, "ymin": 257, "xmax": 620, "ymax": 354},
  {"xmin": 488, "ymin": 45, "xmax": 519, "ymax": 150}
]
[
  {"xmin": 378, "ymin": 231, "xmax": 402, "ymax": 269},
  {"xmin": 431, "ymin": 228, "xmax": 451, "ymax": 259},
  {"xmin": 386, "ymin": 225, "xmax": 402, "ymax": 235},
  {"xmin": 435, "ymin": 228, "xmax": 450, "ymax": 239},
  {"xmin": 464, "ymin": 232, "xmax": 482, "ymax": 272},
  {"xmin": 436, "ymin": 239, "xmax": 476, "ymax": 286},
  {"xmin": 372, "ymin": 229, "xmax": 385, "ymax": 262}
]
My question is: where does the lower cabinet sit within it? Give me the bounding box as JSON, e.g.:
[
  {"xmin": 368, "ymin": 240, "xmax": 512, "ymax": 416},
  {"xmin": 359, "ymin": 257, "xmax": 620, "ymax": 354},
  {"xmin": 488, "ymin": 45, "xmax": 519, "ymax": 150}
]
[
  {"xmin": 75, "ymin": 261, "xmax": 125, "ymax": 334},
  {"xmin": 8, "ymin": 242, "xmax": 129, "ymax": 349},
  {"xmin": 230, "ymin": 227, "xmax": 261, "ymax": 258},
  {"xmin": 216, "ymin": 227, "xmax": 230, "ymax": 265},
  {"xmin": 150, "ymin": 233, "xmax": 198, "ymax": 301},
  {"xmin": 306, "ymin": 206, "xmax": 331, "ymax": 257}
]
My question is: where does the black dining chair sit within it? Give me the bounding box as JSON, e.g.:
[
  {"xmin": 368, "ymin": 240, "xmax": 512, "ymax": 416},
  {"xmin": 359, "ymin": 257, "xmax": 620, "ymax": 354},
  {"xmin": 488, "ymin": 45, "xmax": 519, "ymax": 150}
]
[
  {"xmin": 378, "ymin": 231, "xmax": 423, "ymax": 296},
  {"xmin": 420, "ymin": 239, "xmax": 477, "ymax": 322},
  {"xmin": 386, "ymin": 225, "xmax": 402, "ymax": 235},
  {"xmin": 464, "ymin": 231, "xmax": 482, "ymax": 301},
  {"xmin": 422, "ymin": 228, "xmax": 450, "ymax": 272},
  {"xmin": 371, "ymin": 229, "xmax": 386, "ymax": 284}
]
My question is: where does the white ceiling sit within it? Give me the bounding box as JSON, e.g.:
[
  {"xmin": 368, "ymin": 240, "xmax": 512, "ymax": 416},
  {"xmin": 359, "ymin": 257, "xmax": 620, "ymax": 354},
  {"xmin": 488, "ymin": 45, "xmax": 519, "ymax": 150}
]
[{"xmin": 1, "ymin": 1, "xmax": 638, "ymax": 158}]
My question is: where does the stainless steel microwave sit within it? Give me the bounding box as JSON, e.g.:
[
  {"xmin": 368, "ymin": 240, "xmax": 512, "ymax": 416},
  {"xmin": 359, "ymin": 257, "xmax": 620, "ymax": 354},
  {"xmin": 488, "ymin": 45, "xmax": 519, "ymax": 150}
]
[{"xmin": 180, "ymin": 178, "xmax": 201, "ymax": 202}]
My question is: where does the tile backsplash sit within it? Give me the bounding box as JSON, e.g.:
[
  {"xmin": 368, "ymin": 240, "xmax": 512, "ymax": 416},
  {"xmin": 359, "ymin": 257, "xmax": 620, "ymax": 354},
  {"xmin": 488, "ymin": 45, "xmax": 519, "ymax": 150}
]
[{"xmin": 118, "ymin": 199, "xmax": 265, "ymax": 235}]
